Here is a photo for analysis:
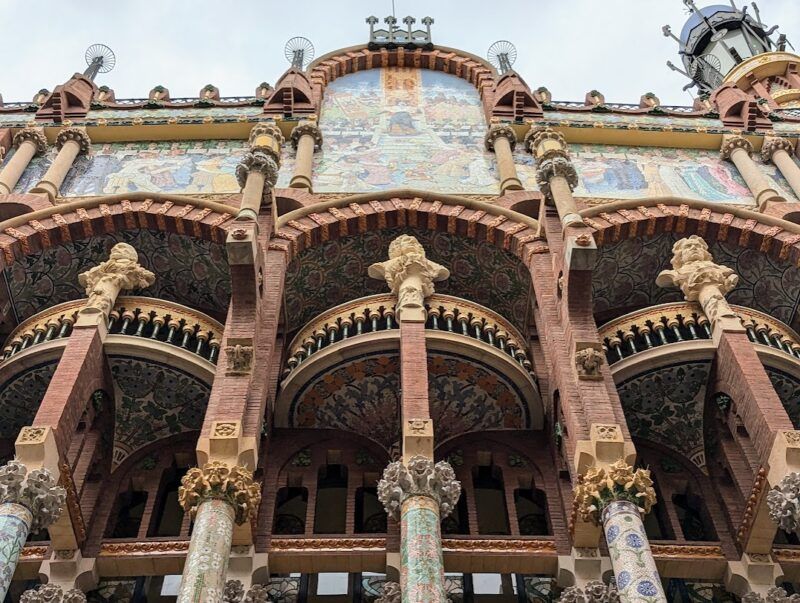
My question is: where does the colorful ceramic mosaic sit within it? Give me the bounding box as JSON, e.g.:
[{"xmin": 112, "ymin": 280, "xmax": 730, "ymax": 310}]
[
  {"xmin": 593, "ymin": 232, "xmax": 800, "ymax": 325},
  {"xmin": 617, "ymin": 362, "xmax": 711, "ymax": 470},
  {"xmin": 603, "ymin": 500, "xmax": 666, "ymax": 603},
  {"xmin": 401, "ymin": 496, "xmax": 447, "ymax": 603},
  {"xmin": 289, "ymin": 352, "xmax": 530, "ymax": 451},
  {"xmin": 0, "ymin": 502, "xmax": 32, "ymax": 601},
  {"xmin": 314, "ymin": 68, "xmax": 497, "ymax": 193},
  {"xmin": 543, "ymin": 110, "xmax": 722, "ymax": 129},
  {"xmin": 108, "ymin": 356, "xmax": 210, "ymax": 467},
  {"xmin": 87, "ymin": 106, "xmax": 263, "ymax": 120},
  {"xmin": 177, "ymin": 498, "xmax": 235, "ymax": 603},
  {"xmin": 5, "ymin": 229, "xmax": 230, "ymax": 321},
  {"xmin": 0, "ymin": 362, "xmax": 56, "ymax": 438},
  {"xmin": 284, "ymin": 228, "xmax": 531, "ymax": 332}
]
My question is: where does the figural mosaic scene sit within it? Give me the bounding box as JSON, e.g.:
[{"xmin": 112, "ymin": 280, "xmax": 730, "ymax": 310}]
[{"xmin": 6, "ymin": 1, "xmax": 800, "ymax": 601}]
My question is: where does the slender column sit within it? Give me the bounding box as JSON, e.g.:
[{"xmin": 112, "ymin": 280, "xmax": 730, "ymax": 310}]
[
  {"xmin": 0, "ymin": 461, "xmax": 65, "ymax": 601},
  {"xmin": 235, "ymin": 124, "xmax": 282, "ymax": 222},
  {"xmin": 485, "ymin": 124, "xmax": 522, "ymax": 194},
  {"xmin": 525, "ymin": 127, "xmax": 582, "ymax": 227},
  {"xmin": 30, "ymin": 128, "xmax": 90, "ymax": 200},
  {"xmin": 575, "ymin": 459, "xmax": 664, "ymax": 603},
  {"xmin": 289, "ymin": 121, "xmax": 323, "ymax": 192},
  {"xmin": 0, "ymin": 129, "xmax": 48, "ymax": 194},
  {"xmin": 761, "ymin": 136, "xmax": 800, "ymax": 200},
  {"xmin": 378, "ymin": 457, "xmax": 461, "ymax": 603},
  {"xmin": 721, "ymin": 135, "xmax": 784, "ymax": 211},
  {"xmin": 177, "ymin": 462, "xmax": 261, "ymax": 603}
]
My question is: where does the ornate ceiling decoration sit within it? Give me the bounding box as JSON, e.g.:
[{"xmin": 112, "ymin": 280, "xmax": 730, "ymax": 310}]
[{"xmin": 0, "ymin": 362, "xmax": 56, "ymax": 438}]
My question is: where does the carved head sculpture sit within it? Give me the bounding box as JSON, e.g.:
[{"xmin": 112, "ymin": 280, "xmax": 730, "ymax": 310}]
[
  {"xmin": 388, "ymin": 234, "xmax": 425, "ymax": 260},
  {"xmin": 108, "ymin": 242, "xmax": 139, "ymax": 263},
  {"xmin": 669, "ymin": 235, "xmax": 713, "ymax": 268}
]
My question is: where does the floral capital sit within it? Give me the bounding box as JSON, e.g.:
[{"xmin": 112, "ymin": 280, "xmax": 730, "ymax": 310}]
[
  {"xmin": 178, "ymin": 461, "xmax": 261, "ymax": 525},
  {"xmin": 77, "ymin": 243, "xmax": 155, "ymax": 317},
  {"xmin": 235, "ymin": 151, "xmax": 279, "ymax": 194},
  {"xmin": 290, "ymin": 122, "xmax": 324, "ymax": 149},
  {"xmin": 0, "ymin": 460, "xmax": 66, "ymax": 531},
  {"xmin": 55, "ymin": 128, "xmax": 91, "ymax": 155},
  {"xmin": 536, "ymin": 156, "xmax": 578, "ymax": 199},
  {"xmin": 741, "ymin": 587, "xmax": 800, "ymax": 603},
  {"xmin": 20, "ymin": 585, "xmax": 86, "ymax": 603},
  {"xmin": 244, "ymin": 584, "xmax": 270, "ymax": 603},
  {"xmin": 720, "ymin": 135, "xmax": 754, "ymax": 161},
  {"xmin": 556, "ymin": 580, "xmax": 620, "ymax": 603},
  {"xmin": 761, "ymin": 136, "xmax": 795, "ymax": 163},
  {"xmin": 574, "ymin": 459, "xmax": 656, "ymax": 525},
  {"xmin": 767, "ymin": 472, "xmax": 800, "ymax": 533},
  {"xmin": 484, "ymin": 124, "xmax": 517, "ymax": 152},
  {"xmin": 377, "ymin": 455, "xmax": 461, "ymax": 520},
  {"xmin": 13, "ymin": 128, "xmax": 48, "ymax": 156},
  {"xmin": 525, "ymin": 126, "xmax": 568, "ymax": 160},
  {"xmin": 223, "ymin": 580, "xmax": 245, "ymax": 603}
]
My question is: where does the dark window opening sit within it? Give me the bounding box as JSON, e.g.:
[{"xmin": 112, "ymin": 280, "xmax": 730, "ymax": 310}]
[
  {"xmin": 274, "ymin": 486, "xmax": 308, "ymax": 535},
  {"xmin": 514, "ymin": 488, "xmax": 549, "ymax": 535},
  {"xmin": 473, "ymin": 465, "xmax": 510, "ymax": 535},
  {"xmin": 148, "ymin": 466, "xmax": 186, "ymax": 537},
  {"xmin": 314, "ymin": 464, "xmax": 348, "ymax": 534},
  {"xmin": 673, "ymin": 491, "xmax": 717, "ymax": 541},
  {"xmin": 107, "ymin": 490, "xmax": 148, "ymax": 539},
  {"xmin": 355, "ymin": 487, "xmax": 386, "ymax": 533}
]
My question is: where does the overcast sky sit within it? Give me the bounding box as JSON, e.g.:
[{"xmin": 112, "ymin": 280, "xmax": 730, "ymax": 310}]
[{"xmin": 2, "ymin": 0, "xmax": 799, "ymax": 107}]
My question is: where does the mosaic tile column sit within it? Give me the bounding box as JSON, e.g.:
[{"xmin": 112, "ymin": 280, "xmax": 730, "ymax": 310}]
[
  {"xmin": 177, "ymin": 462, "xmax": 261, "ymax": 603},
  {"xmin": 0, "ymin": 461, "xmax": 66, "ymax": 601},
  {"xmin": 378, "ymin": 456, "xmax": 461, "ymax": 603}
]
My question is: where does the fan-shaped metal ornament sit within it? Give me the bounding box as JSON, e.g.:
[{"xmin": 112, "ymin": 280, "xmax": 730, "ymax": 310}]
[
  {"xmin": 487, "ymin": 40, "xmax": 517, "ymax": 74},
  {"xmin": 285, "ymin": 37, "xmax": 315, "ymax": 70},
  {"xmin": 84, "ymin": 44, "xmax": 116, "ymax": 81}
]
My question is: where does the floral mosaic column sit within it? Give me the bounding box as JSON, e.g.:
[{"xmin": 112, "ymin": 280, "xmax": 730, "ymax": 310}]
[
  {"xmin": 574, "ymin": 459, "xmax": 665, "ymax": 603},
  {"xmin": 378, "ymin": 456, "xmax": 461, "ymax": 603},
  {"xmin": 0, "ymin": 460, "xmax": 66, "ymax": 601},
  {"xmin": 177, "ymin": 462, "xmax": 261, "ymax": 603}
]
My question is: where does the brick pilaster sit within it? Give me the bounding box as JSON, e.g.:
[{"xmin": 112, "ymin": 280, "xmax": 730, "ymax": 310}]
[{"xmin": 399, "ymin": 321, "xmax": 431, "ymax": 420}]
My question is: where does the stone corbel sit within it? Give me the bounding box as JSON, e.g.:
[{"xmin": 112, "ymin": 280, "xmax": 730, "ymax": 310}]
[
  {"xmin": 556, "ymin": 548, "xmax": 612, "ymax": 589},
  {"xmin": 402, "ymin": 418, "xmax": 433, "ymax": 463},
  {"xmin": 226, "ymin": 223, "xmax": 259, "ymax": 266},
  {"xmin": 196, "ymin": 420, "xmax": 256, "ymax": 472},
  {"xmin": 38, "ymin": 549, "xmax": 98, "ymax": 595},
  {"xmin": 725, "ymin": 553, "xmax": 784, "ymax": 599},
  {"xmin": 574, "ymin": 342, "xmax": 604, "ymax": 381},
  {"xmin": 564, "ymin": 232, "xmax": 597, "ymax": 273}
]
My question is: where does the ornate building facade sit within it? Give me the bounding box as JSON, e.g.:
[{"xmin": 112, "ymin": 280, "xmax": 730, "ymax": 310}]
[{"xmin": 5, "ymin": 3, "xmax": 800, "ymax": 602}]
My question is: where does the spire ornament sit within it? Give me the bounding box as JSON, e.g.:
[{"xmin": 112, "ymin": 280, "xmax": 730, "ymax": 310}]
[
  {"xmin": 77, "ymin": 243, "xmax": 155, "ymax": 317},
  {"xmin": 377, "ymin": 455, "xmax": 461, "ymax": 520}
]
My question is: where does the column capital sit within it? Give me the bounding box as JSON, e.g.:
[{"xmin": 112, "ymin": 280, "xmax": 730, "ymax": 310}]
[
  {"xmin": 525, "ymin": 126, "xmax": 568, "ymax": 160},
  {"xmin": 484, "ymin": 123, "xmax": 516, "ymax": 152},
  {"xmin": 557, "ymin": 580, "xmax": 619, "ymax": 603},
  {"xmin": 377, "ymin": 456, "xmax": 461, "ymax": 520},
  {"xmin": 223, "ymin": 579, "xmax": 244, "ymax": 602},
  {"xmin": 20, "ymin": 584, "xmax": 86, "ymax": 602},
  {"xmin": 235, "ymin": 151, "xmax": 279, "ymax": 191},
  {"xmin": 767, "ymin": 471, "xmax": 800, "ymax": 533},
  {"xmin": 248, "ymin": 122, "xmax": 283, "ymax": 166},
  {"xmin": 376, "ymin": 581, "xmax": 401, "ymax": 603},
  {"xmin": 573, "ymin": 459, "xmax": 656, "ymax": 525},
  {"xmin": 761, "ymin": 136, "xmax": 795, "ymax": 163},
  {"xmin": 55, "ymin": 128, "xmax": 91, "ymax": 155},
  {"xmin": 536, "ymin": 156, "xmax": 578, "ymax": 198},
  {"xmin": 13, "ymin": 128, "xmax": 48, "ymax": 156},
  {"xmin": 243, "ymin": 584, "xmax": 270, "ymax": 602},
  {"xmin": 178, "ymin": 461, "xmax": 261, "ymax": 525},
  {"xmin": 720, "ymin": 134, "xmax": 754, "ymax": 161},
  {"xmin": 0, "ymin": 460, "xmax": 66, "ymax": 531},
  {"xmin": 741, "ymin": 587, "xmax": 798, "ymax": 602},
  {"xmin": 290, "ymin": 121, "xmax": 323, "ymax": 150}
]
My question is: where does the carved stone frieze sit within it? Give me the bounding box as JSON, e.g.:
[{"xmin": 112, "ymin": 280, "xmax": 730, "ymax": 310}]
[
  {"xmin": 178, "ymin": 461, "xmax": 261, "ymax": 525},
  {"xmin": 484, "ymin": 124, "xmax": 517, "ymax": 152},
  {"xmin": 0, "ymin": 460, "xmax": 66, "ymax": 531},
  {"xmin": 78, "ymin": 243, "xmax": 155, "ymax": 317},
  {"xmin": 13, "ymin": 128, "xmax": 48, "ymax": 156},
  {"xmin": 574, "ymin": 459, "xmax": 656, "ymax": 525},
  {"xmin": 55, "ymin": 128, "xmax": 91, "ymax": 155},
  {"xmin": 20, "ymin": 585, "xmax": 86, "ymax": 603},
  {"xmin": 376, "ymin": 581, "xmax": 401, "ymax": 603},
  {"xmin": 377, "ymin": 455, "xmax": 461, "ymax": 520},
  {"xmin": 557, "ymin": 580, "xmax": 620, "ymax": 603},
  {"xmin": 235, "ymin": 151, "xmax": 279, "ymax": 192},
  {"xmin": 767, "ymin": 471, "xmax": 800, "ymax": 533},
  {"xmin": 290, "ymin": 122, "xmax": 324, "ymax": 149}
]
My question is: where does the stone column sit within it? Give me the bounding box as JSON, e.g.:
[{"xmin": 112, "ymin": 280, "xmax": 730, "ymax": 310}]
[
  {"xmin": 0, "ymin": 460, "xmax": 66, "ymax": 601},
  {"xmin": 525, "ymin": 127, "xmax": 582, "ymax": 227},
  {"xmin": 0, "ymin": 129, "xmax": 48, "ymax": 194},
  {"xmin": 378, "ymin": 456, "xmax": 461, "ymax": 603},
  {"xmin": 289, "ymin": 121, "xmax": 323, "ymax": 192},
  {"xmin": 177, "ymin": 462, "xmax": 261, "ymax": 603},
  {"xmin": 235, "ymin": 124, "xmax": 282, "ymax": 222},
  {"xmin": 574, "ymin": 459, "xmax": 664, "ymax": 603},
  {"xmin": 720, "ymin": 135, "xmax": 784, "ymax": 211},
  {"xmin": 485, "ymin": 124, "xmax": 522, "ymax": 194},
  {"xmin": 656, "ymin": 235, "xmax": 743, "ymax": 342},
  {"xmin": 761, "ymin": 136, "xmax": 800, "ymax": 200},
  {"xmin": 30, "ymin": 128, "xmax": 90, "ymax": 200}
]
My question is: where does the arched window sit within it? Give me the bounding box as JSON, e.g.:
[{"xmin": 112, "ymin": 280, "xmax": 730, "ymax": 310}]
[
  {"xmin": 107, "ymin": 488, "xmax": 148, "ymax": 539},
  {"xmin": 148, "ymin": 465, "xmax": 185, "ymax": 537},
  {"xmin": 274, "ymin": 487, "xmax": 308, "ymax": 535},
  {"xmin": 514, "ymin": 488, "xmax": 549, "ymax": 535},
  {"xmin": 472, "ymin": 465, "xmax": 510, "ymax": 535},
  {"xmin": 355, "ymin": 487, "xmax": 386, "ymax": 533},
  {"xmin": 672, "ymin": 488, "xmax": 717, "ymax": 541},
  {"xmin": 314, "ymin": 464, "xmax": 348, "ymax": 534}
]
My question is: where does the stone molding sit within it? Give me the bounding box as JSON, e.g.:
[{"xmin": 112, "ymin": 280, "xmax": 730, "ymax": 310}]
[
  {"xmin": 290, "ymin": 122, "xmax": 324, "ymax": 149},
  {"xmin": 178, "ymin": 461, "xmax": 261, "ymax": 525},
  {"xmin": 484, "ymin": 124, "xmax": 516, "ymax": 152},
  {"xmin": 556, "ymin": 580, "xmax": 620, "ymax": 603},
  {"xmin": 767, "ymin": 471, "xmax": 800, "ymax": 533},
  {"xmin": 235, "ymin": 151, "xmax": 279, "ymax": 192},
  {"xmin": 19, "ymin": 585, "xmax": 86, "ymax": 603},
  {"xmin": 573, "ymin": 459, "xmax": 656, "ymax": 525},
  {"xmin": 720, "ymin": 135, "xmax": 754, "ymax": 161},
  {"xmin": 761, "ymin": 136, "xmax": 795, "ymax": 163},
  {"xmin": 377, "ymin": 455, "xmax": 461, "ymax": 520},
  {"xmin": 77, "ymin": 242, "xmax": 155, "ymax": 317},
  {"xmin": 376, "ymin": 581, "xmax": 401, "ymax": 603},
  {"xmin": 0, "ymin": 460, "xmax": 66, "ymax": 532},
  {"xmin": 13, "ymin": 128, "xmax": 48, "ymax": 156},
  {"xmin": 55, "ymin": 128, "xmax": 91, "ymax": 155}
]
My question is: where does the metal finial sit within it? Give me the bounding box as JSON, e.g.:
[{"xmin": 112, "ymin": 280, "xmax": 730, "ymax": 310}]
[
  {"xmin": 83, "ymin": 44, "xmax": 116, "ymax": 81},
  {"xmin": 284, "ymin": 37, "xmax": 315, "ymax": 70},
  {"xmin": 487, "ymin": 40, "xmax": 517, "ymax": 75}
]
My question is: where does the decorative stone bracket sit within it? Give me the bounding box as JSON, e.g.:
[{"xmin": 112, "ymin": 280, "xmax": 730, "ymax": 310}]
[{"xmin": 377, "ymin": 455, "xmax": 461, "ymax": 520}]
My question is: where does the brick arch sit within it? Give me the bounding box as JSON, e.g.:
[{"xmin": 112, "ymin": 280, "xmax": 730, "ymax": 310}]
[
  {"xmin": 0, "ymin": 193, "xmax": 235, "ymax": 269},
  {"xmin": 307, "ymin": 45, "xmax": 498, "ymax": 119}
]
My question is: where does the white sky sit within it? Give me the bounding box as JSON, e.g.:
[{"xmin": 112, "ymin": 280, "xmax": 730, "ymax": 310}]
[{"xmin": 1, "ymin": 0, "xmax": 799, "ymax": 106}]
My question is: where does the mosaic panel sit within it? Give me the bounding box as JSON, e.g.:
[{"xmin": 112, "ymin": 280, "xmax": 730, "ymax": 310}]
[
  {"xmin": 543, "ymin": 110, "xmax": 722, "ymax": 129},
  {"xmin": 5, "ymin": 229, "xmax": 230, "ymax": 321},
  {"xmin": 9, "ymin": 148, "xmax": 51, "ymax": 194},
  {"xmin": 593, "ymin": 232, "xmax": 800, "ymax": 324},
  {"xmin": 288, "ymin": 352, "xmax": 530, "ymax": 451},
  {"xmin": 617, "ymin": 361, "xmax": 711, "ymax": 470},
  {"xmin": 284, "ymin": 228, "xmax": 531, "ymax": 332},
  {"xmin": 766, "ymin": 367, "xmax": 800, "ymax": 428},
  {"xmin": 314, "ymin": 68, "xmax": 497, "ymax": 193},
  {"xmin": 0, "ymin": 362, "xmax": 56, "ymax": 438},
  {"xmin": 87, "ymin": 106, "xmax": 263, "ymax": 120},
  {"xmin": 109, "ymin": 356, "xmax": 209, "ymax": 467}
]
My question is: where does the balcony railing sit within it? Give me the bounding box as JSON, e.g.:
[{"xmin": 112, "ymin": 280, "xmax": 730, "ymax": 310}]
[
  {"xmin": 3, "ymin": 297, "xmax": 223, "ymax": 364},
  {"xmin": 599, "ymin": 302, "xmax": 800, "ymax": 366},
  {"xmin": 284, "ymin": 294, "xmax": 533, "ymax": 379}
]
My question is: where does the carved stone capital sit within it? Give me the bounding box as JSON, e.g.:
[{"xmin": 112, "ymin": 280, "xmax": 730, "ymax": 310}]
[
  {"xmin": 761, "ymin": 136, "xmax": 795, "ymax": 163},
  {"xmin": 290, "ymin": 122, "xmax": 323, "ymax": 150},
  {"xmin": 243, "ymin": 584, "xmax": 270, "ymax": 603},
  {"xmin": 575, "ymin": 344, "xmax": 604, "ymax": 380},
  {"xmin": 368, "ymin": 235, "xmax": 449, "ymax": 321},
  {"xmin": 55, "ymin": 128, "xmax": 91, "ymax": 154},
  {"xmin": 484, "ymin": 124, "xmax": 516, "ymax": 152},
  {"xmin": 178, "ymin": 461, "xmax": 261, "ymax": 525},
  {"xmin": 376, "ymin": 581, "xmax": 401, "ymax": 603},
  {"xmin": 525, "ymin": 126, "xmax": 568, "ymax": 161},
  {"xmin": 235, "ymin": 151, "xmax": 279, "ymax": 191},
  {"xmin": 20, "ymin": 584, "xmax": 86, "ymax": 603},
  {"xmin": 248, "ymin": 123, "xmax": 283, "ymax": 164},
  {"xmin": 225, "ymin": 339, "xmax": 254, "ymax": 376},
  {"xmin": 13, "ymin": 128, "xmax": 48, "ymax": 156},
  {"xmin": 77, "ymin": 243, "xmax": 155, "ymax": 317},
  {"xmin": 741, "ymin": 587, "xmax": 800, "ymax": 603},
  {"xmin": 720, "ymin": 135, "xmax": 754, "ymax": 161},
  {"xmin": 574, "ymin": 459, "xmax": 656, "ymax": 525},
  {"xmin": 0, "ymin": 460, "xmax": 66, "ymax": 531},
  {"xmin": 223, "ymin": 579, "xmax": 245, "ymax": 603},
  {"xmin": 536, "ymin": 156, "xmax": 578, "ymax": 199},
  {"xmin": 767, "ymin": 472, "xmax": 800, "ymax": 533},
  {"xmin": 557, "ymin": 580, "xmax": 619, "ymax": 603},
  {"xmin": 377, "ymin": 455, "xmax": 461, "ymax": 520}
]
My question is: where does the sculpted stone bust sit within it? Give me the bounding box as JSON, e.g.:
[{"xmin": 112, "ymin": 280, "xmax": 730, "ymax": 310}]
[
  {"xmin": 368, "ymin": 235, "xmax": 449, "ymax": 321},
  {"xmin": 78, "ymin": 243, "xmax": 155, "ymax": 316}
]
